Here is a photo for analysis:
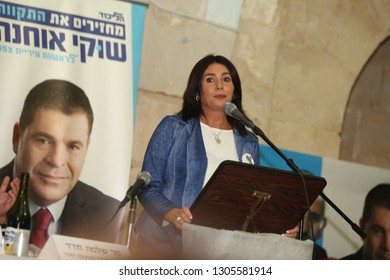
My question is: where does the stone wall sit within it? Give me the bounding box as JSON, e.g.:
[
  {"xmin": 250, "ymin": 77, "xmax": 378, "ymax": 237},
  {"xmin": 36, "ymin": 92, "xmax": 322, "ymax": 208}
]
[{"xmin": 131, "ymin": 0, "xmax": 390, "ymax": 179}]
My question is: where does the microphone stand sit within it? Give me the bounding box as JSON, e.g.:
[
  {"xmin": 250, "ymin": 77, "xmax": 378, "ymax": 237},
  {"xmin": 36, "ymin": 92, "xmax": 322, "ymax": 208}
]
[
  {"xmin": 126, "ymin": 197, "xmax": 138, "ymax": 248},
  {"xmin": 319, "ymin": 192, "xmax": 366, "ymax": 239},
  {"xmin": 247, "ymin": 122, "xmax": 367, "ymax": 240},
  {"xmin": 121, "ymin": 171, "xmax": 151, "ymax": 249}
]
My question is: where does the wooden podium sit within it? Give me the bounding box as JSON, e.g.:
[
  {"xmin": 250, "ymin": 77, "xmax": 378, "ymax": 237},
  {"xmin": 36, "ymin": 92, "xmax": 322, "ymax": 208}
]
[{"xmin": 190, "ymin": 160, "xmax": 327, "ymax": 234}]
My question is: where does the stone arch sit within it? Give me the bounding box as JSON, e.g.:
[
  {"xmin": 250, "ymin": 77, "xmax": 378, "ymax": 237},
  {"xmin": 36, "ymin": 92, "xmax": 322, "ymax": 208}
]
[{"xmin": 339, "ymin": 36, "xmax": 390, "ymax": 169}]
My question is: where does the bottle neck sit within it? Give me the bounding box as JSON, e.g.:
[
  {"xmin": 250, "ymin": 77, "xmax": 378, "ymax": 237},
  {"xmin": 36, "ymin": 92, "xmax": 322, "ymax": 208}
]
[{"xmin": 7, "ymin": 172, "xmax": 31, "ymax": 229}]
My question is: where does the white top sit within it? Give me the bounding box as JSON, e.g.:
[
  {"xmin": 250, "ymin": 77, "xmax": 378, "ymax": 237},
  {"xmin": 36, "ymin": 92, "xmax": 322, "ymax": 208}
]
[
  {"xmin": 200, "ymin": 122, "xmax": 238, "ymax": 188},
  {"xmin": 162, "ymin": 122, "xmax": 238, "ymax": 227}
]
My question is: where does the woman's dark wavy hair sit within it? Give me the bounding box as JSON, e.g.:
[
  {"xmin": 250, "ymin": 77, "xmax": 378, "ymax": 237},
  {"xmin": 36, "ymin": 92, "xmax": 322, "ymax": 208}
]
[{"xmin": 178, "ymin": 54, "xmax": 249, "ymax": 136}]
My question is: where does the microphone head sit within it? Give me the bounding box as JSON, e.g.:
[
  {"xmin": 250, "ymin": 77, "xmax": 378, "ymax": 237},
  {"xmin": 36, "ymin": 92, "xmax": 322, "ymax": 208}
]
[
  {"xmin": 224, "ymin": 102, "xmax": 238, "ymax": 117},
  {"xmin": 137, "ymin": 171, "xmax": 151, "ymax": 185}
]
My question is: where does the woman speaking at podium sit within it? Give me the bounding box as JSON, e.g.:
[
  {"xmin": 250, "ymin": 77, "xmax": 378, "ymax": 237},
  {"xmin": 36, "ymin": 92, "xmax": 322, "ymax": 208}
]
[{"xmin": 134, "ymin": 54, "xmax": 297, "ymax": 259}]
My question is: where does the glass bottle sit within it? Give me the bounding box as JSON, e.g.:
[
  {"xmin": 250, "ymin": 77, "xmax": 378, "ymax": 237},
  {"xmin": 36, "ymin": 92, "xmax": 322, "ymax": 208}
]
[{"xmin": 3, "ymin": 173, "xmax": 31, "ymax": 256}]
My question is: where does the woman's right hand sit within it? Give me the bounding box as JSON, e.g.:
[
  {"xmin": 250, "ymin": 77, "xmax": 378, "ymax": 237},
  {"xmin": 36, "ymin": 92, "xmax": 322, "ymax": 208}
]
[{"xmin": 164, "ymin": 207, "xmax": 193, "ymax": 230}]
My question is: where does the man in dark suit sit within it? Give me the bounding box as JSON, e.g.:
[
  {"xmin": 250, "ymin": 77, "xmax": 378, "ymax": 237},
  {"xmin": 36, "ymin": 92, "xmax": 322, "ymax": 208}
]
[
  {"xmin": 340, "ymin": 183, "xmax": 390, "ymax": 260},
  {"xmin": 0, "ymin": 79, "xmax": 124, "ymax": 253}
]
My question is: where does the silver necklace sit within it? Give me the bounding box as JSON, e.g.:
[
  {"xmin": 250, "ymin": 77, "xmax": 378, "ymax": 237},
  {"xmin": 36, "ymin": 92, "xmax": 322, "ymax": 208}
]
[{"xmin": 210, "ymin": 127, "xmax": 223, "ymax": 144}]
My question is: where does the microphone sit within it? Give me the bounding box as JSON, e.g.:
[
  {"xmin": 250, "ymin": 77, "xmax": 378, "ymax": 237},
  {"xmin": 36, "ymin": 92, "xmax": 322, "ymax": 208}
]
[
  {"xmin": 118, "ymin": 171, "xmax": 151, "ymax": 209},
  {"xmin": 224, "ymin": 102, "xmax": 296, "ymax": 171},
  {"xmin": 224, "ymin": 102, "xmax": 264, "ymax": 136}
]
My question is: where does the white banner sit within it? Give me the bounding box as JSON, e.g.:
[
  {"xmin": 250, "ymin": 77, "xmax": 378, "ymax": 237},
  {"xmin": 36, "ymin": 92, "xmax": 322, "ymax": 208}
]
[{"xmin": 0, "ymin": 0, "xmax": 139, "ymax": 200}]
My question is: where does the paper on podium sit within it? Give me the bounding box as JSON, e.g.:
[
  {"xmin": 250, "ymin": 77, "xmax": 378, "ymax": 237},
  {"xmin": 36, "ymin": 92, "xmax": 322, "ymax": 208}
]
[
  {"xmin": 38, "ymin": 234, "xmax": 131, "ymax": 260},
  {"xmin": 182, "ymin": 223, "xmax": 314, "ymax": 260}
]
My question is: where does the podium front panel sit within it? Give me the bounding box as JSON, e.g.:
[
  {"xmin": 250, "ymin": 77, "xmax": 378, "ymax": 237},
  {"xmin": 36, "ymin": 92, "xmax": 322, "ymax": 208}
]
[{"xmin": 190, "ymin": 161, "xmax": 327, "ymax": 234}]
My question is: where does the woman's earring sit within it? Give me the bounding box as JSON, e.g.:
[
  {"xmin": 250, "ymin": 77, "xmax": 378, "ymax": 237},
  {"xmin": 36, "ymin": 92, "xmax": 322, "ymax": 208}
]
[
  {"xmin": 196, "ymin": 96, "xmax": 199, "ymax": 101},
  {"xmin": 232, "ymin": 95, "xmax": 236, "ymax": 100}
]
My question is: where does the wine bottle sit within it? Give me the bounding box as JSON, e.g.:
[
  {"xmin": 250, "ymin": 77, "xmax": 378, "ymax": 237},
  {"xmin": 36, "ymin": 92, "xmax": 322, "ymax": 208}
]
[{"xmin": 3, "ymin": 172, "xmax": 31, "ymax": 256}]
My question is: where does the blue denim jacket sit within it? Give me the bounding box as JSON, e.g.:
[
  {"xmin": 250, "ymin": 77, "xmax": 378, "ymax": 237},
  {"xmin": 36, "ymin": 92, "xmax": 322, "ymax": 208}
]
[{"xmin": 135, "ymin": 115, "xmax": 260, "ymax": 253}]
